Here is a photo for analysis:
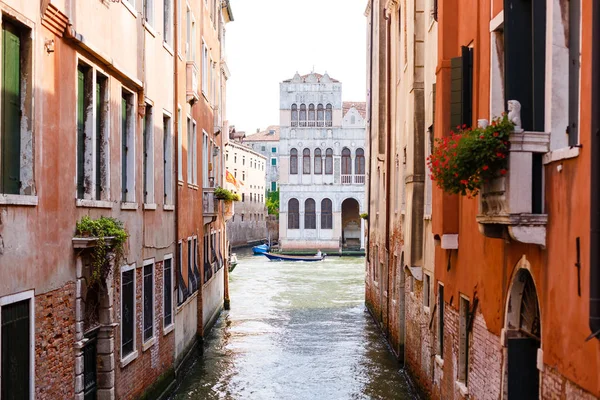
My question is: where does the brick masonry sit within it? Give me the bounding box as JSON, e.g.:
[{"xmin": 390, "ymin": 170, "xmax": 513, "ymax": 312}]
[{"xmin": 35, "ymin": 282, "xmax": 76, "ymax": 399}]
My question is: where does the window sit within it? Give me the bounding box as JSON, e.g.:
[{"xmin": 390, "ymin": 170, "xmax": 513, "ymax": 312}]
[
  {"xmin": 341, "ymin": 148, "xmax": 352, "ymax": 175},
  {"xmin": 193, "ymin": 237, "xmax": 200, "ymax": 289},
  {"xmin": 202, "ymin": 42, "xmax": 208, "ymax": 94},
  {"xmin": 325, "ymin": 148, "xmax": 333, "ymax": 174},
  {"xmin": 271, "ymin": 147, "xmax": 277, "ymax": 153},
  {"xmin": 177, "ymin": 107, "xmax": 182, "ymax": 181},
  {"xmin": 76, "ymin": 64, "xmax": 109, "ymax": 201},
  {"xmin": 177, "ymin": 241, "xmax": 188, "ymax": 305},
  {"xmin": 163, "ymin": 255, "xmax": 173, "ymax": 328},
  {"xmin": 271, "ymin": 182, "xmax": 277, "ymax": 191},
  {"xmin": 308, "ymin": 103, "xmax": 315, "ymax": 122},
  {"xmin": 242, "ymin": 155, "xmax": 245, "ymax": 166},
  {"xmin": 437, "ymin": 283, "xmax": 444, "ymax": 357},
  {"xmin": 143, "ymin": 104, "xmax": 154, "ymax": 204},
  {"xmin": 0, "ymin": 291, "xmax": 34, "ymax": 399},
  {"xmin": 187, "ymin": 117, "xmax": 192, "ymax": 184},
  {"xmin": 325, "ymin": 104, "xmax": 332, "ymax": 126},
  {"xmin": 290, "ymin": 148, "xmax": 298, "ymax": 175},
  {"xmin": 242, "ymin": 171, "xmax": 245, "ymax": 181},
  {"xmin": 176, "ymin": 0, "xmax": 181, "ymax": 53},
  {"xmin": 163, "ymin": 114, "xmax": 173, "ymax": 205},
  {"xmin": 299, "ymin": 104, "xmax": 307, "ymax": 126},
  {"xmin": 321, "ymin": 198, "xmax": 332, "ymax": 229},
  {"xmin": 355, "ymin": 148, "xmax": 365, "ymax": 175},
  {"xmin": 192, "ymin": 123, "xmax": 197, "ymax": 185},
  {"xmin": 121, "ymin": 89, "xmax": 136, "ymax": 202},
  {"xmin": 423, "ymin": 273, "xmax": 431, "ymax": 308},
  {"xmin": 143, "ymin": 0, "xmax": 154, "ymax": 26},
  {"xmin": 304, "ymin": 199, "xmax": 316, "ymax": 229},
  {"xmin": 317, "ymin": 104, "xmax": 324, "ymax": 124},
  {"xmin": 185, "ymin": 7, "xmax": 191, "ymax": 59},
  {"xmin": 261, "ymin": 146, "xmax": 266, "ymax": 151},
  {"xmin": 288, "ymin": 198, "xmax": 299, "ymax": 229},
  {"xmin": 142, "ymin": 259, "xmax": 154, "ymax": 342},
  {"xmin": 242, "ymin": 193, "xmax": 245, "ymax": 202},
  {"xmin": 121, "ymin": 264, "xmax": 136, "ymax": 359},
  {"xmin": 163, "ymin": 0, "xmax": 173, "ymax": 46},
  {"xmin": 187, "ymin": 239, "xmax": 196, "ymax": 293},
  {"xmin": 303, "ymin": 148, "xmax": 311, "ymax": 174},
  {"xmin": 459, "ymin": 295, "xmax": 470, "ymax": 384},
  {"xmin": 314, "ymin": 149, "xmax": 322, "ymax": 174},
  {"xmin": 234, "ymin": 169, "xmax": 237, "ymax": 178},
  {"xmin": 291, "ymin": 104, "xmax": 298, "ymax": 126},
  {"xmin": 234, "ymin": 153, "xmax": 237, "ymax": 163},
  {"xmin": 202, "ymin": 131, "xmax": 208, "ymax": 187},
  {"xmin": 450, "ymin": 46, "xmax": 473, "ymax": 129},
  {"xmin": 351, "ymin": 115, "xmax": 356, "ymax": 124},
  {"xmin": 568, "ymin": 0, "xmax": 580, "ymax": 145}
]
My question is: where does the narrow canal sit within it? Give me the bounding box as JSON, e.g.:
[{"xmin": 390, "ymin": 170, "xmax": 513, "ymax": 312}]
[{"xmin": 171, "ymin": 250, "xmax": 416, "ymax": 399}]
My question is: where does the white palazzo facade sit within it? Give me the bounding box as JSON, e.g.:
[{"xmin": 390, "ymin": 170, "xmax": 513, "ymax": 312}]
[{"xmin": 278, "ymin": 72, "xmax": 366, "ymax": 251}]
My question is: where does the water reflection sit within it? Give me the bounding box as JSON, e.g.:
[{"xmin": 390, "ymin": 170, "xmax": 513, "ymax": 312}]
[{"xmin": 171, "ymin": 249, "xmax": 415, "ymax": 399}]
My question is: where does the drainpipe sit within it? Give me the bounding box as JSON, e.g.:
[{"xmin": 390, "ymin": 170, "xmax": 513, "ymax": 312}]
[
  {"xmin": 366, "ymin": 0, "xmax": 374, "ymax": 261},
  {"xmin": 590, "ymin": 0, "xmax": 600, "ymax": 340}
]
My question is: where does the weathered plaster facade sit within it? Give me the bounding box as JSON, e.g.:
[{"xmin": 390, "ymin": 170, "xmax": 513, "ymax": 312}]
[{"xmin": 244, "ymin": 125, "xmax": 280, "ymax": 193}]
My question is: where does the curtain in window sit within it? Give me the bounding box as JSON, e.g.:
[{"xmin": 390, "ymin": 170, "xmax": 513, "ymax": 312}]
[
  {"xmin": 355, "ymin": 148, "xmax": 365, "ymax": 174},
  {"xmin": 314, "ymin": 149, "xmax": 322, "ymax": 174},
  {"xmin": 303, "ymin": 148, "xmax": 311, "ymax": 174},
  {"xmin": 321, "ymin": 198, "xmax": 332, "ymax": 229},
  {"xmin": 341, "ymin": 148, "xmax": 352, "ymax": 175},
  {"xmin": 304, "ymin": 198, "xmax": 316, "ymax": 229},
  {"xmin": 290, "ymin": 148, "xmax": 298, "ymax": 174},
  {"xmin": 288, "ymin": 198, "xmax": 299, "ymax": 229},
  {"xmin": 325, "ymin": 148, "xmax": 333, "ymax": 174}
]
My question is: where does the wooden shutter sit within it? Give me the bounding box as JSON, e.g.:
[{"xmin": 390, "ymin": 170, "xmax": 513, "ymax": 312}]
[
  {"xmin": 95, "ymin": 80, "xmax": 102, "ymax": 200},
  {"xmin": 164, "ymin": 258, "xmax": 173, "ymax": 326},
  {"xmin": 461, "ymin": 46, "xmax": 473, "ymax": 127},
  {"xmin": 77, "ymin": 67, "xmax": 86, "ymax": 198},
  {"xmin": 143, "ymin": 264, "xmax": 153, "ymax": 341},
  {"xmin": 121, "ymin": 97, "xmax": 128, "ymax": 201},
  {"xmin": 1, "ymin": 300, "xmax": 30, "ymax": 399},
  {"xmin": 450, "ymin": 56, "xmax": 463, "ymax": 130},
  {"xmin": 121, "ymin": 270, "xmax": 134, "ymax": 356}
]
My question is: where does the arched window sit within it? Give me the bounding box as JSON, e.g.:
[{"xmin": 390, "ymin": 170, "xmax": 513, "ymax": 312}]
[
  {"xmin": 321, "ymin": 198, "xmax": 332, "ymax": 229},
  {"xmin": 308, "ymin": 104, "xmax": 315, "ymax": 123},
  {"xmin": 304, "ymin": 198, "xmax": 316, "ymax": 229},
  {"xmin": 288, "ymin": 198, "xmax": 299, "ymax": 229},
  {"xmin": 314, "ymin": 149, "xmax": 322, "ymax": 174},
  {"xmin": 341, "ymin": 148, "xmax": 352, "ymax": 175},
  {"xmin": 303, "ymin": 148, "xmax": 311, "ymax": 174},
  {"xmin": 355, "ymin": 148, "xmax": 365, "ymax": 174},
  {"xmin": 317, "ymin": 104, "xmax": 324, "ymax": 126},
  {"xmin": 291, "ymin": 104, "xmax": 298, "ymax": 126},
  {"xmin": 325, "ymin": 104, "xmax": 332, "ymax": 126},
  {"xmin": 299, "ymin": 104, "xmax": 307, "ymax": 126},
  {"xmin": 290, "ymin": 148, "xmax": 298, "ymax": 175},
  {"xmin": 325, "ymin": 148, "xmax": 333, "ymax": 175}
]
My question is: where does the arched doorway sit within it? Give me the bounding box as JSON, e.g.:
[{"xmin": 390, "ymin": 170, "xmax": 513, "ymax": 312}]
[
  {"xmin": 341, "ymin": 198, "xmax": 360, "ymax": 249},
  {"xmin": 504, "ymin": 266, "xmax": 541, "ymax": 399}
]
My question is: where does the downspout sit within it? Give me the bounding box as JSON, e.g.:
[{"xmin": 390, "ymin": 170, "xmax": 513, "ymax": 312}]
[
  {"xmin": 384, "ymin": 8, "xmax": 392, "ymax": 339},
  {"xmin": 366, "ymin": 0, "xmax": 375, "ymax": 262},
  {"xmin": 174, "ymin": 0, "xmax": 180, "ymax": 310},
  {"xmin": 590, "ymin": 0, "xmax": 600, "ymax": 340}
]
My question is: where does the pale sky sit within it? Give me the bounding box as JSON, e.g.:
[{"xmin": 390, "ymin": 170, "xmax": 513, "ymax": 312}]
[{"xmin": 225, "ymin": 0, "xmax": 368, "ymax": 134}]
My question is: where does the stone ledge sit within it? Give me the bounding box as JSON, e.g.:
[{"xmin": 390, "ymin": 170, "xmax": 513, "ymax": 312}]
[{"xmin": 0, "ymin": 194, "xmax": 38, "ymax": 206}]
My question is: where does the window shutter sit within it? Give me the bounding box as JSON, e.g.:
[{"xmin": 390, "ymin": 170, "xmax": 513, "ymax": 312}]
[
  {"xmin": 77, "ymin": 68, "xmax": 85, "ymax": 198},
  {"xmin": 568, "ymin": 0, "xmax": 580, "ymax": 145},
  {"xmin": 143, "ymin": 264, "xmax": 153, "ymax": 341},
  {"xmin": 450, "ymin": 56, "xmax": 463, "ymax": 130},
  {"xmin": 95, "ymin": 81, "xmax": 102, "ymax": 200},
  {"xmin": 461, "ymin": 46, "xmax": 473, "ymax": 128},
  {"xmin": 1, "ymin": 299, "xmax": 30, "ymax": 399},
  {"xmin": 121, "ymin": 270, "xmax": 134, "ymax": 356},
  {"xmin": 121, "ymin": 97, "xmax": 128, "ymax": 200}
]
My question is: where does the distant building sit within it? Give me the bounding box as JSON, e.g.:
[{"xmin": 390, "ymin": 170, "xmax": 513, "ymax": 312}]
[
  {"xmin": 278, "ymin": 72, "xmax": 366, "ymax": 251},
  {"xmin": 243, "ymin": 126, "xmax": 280, "ymax": 193},
  {"xmin": 224, "ymin": 140, "xmax": 268, "ymax": 247}
]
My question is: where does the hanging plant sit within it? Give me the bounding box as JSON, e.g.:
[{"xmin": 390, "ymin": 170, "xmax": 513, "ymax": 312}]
[
  {"xmin": 427, "ymin": 115, "xmax": 514, "ymax": 197},
  {"xmin": 75, "ymin": 216, "xmax": 128, "ymax": 285},
  {"xmin": 360, "ymin": 213, "xmax": 369, "ymax": 220},
  {"xmin": 214, "ymin": 186, "xmax": 240, "ymax": 202}
]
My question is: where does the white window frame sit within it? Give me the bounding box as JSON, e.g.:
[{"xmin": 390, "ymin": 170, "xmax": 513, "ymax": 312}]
[
  {"xmin": 143, "ymin": 102, "xmax": 155, "ymax": 206},
  {"xmin": 163, "ymin": 0, "xmax": 173, "ymax": 47},
  {"xmin": 202, "ymin": 40, "xmax": 208, "ymax": 94},
  {"xmin": 0, "ymin": 290, "xmax": 35, "ymax": 399},
  {"xmin": 142, "ymin": 258, "xmax": 156, "ymax": 348},
  {"xmin": 121, "ymin": 87, "xmax": 137, "ymax": 203},
  {"xmin": 203, "ymin": 130, "xmax": 209, "ymax": 187},
  {"xmin": 163, "ymin": 111, "xmax": 173, "ymax": 206},
  {"xmin": 143, "ymin": 0, "xmax": 154, "ymax": 26},
  {"xmin": 177, "ymin": 106, "xmax": 183, "ymax": 182},
  {"xmin": 163, "ymin": 253, "xmax": 175, "ymax": 334},
  {"xmin": 120, "ymin": 263, "xmax": 138, "ymax": 366},
  {"xmin": 193, "ymin": 121, "xmax": 198, "ymax": 185}
]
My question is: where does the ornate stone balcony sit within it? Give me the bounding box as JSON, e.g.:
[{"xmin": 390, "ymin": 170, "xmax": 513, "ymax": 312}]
[
  {"xmin": 476, "ymin": 102, "xmax": 550, "ymax": 246},
  {"xmin": 202, "ymin": 188, "xmax": 218, "ymax": 225}
]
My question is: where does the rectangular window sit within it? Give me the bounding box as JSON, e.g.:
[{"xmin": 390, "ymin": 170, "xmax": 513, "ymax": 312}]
[
  {"xmin": 121, "ymin": 90, "xmax": 135, "ymax": 202},
  {"xmin": 423, "ymin": 273, "xmax": 430, "ymax": 308},
  {"xmin": 142, "ymin": 259, "xmax": 154, "ymax": 342},
  {"xmin": 450, "ymin": 46, "xmax": 473, "ymax": 129},
  {"xmin": 192, "ymin": 122, "xmax": 197, "ymax": 185},
  {"xmin": 187, "ymin": 117, "xmax": 192, "ymax": 184},
  {"xmin": 185, "ymin": 7, "xmax": 191, "ymax": 59},
  {"xmin": 271, "ymin": 147, "xmax": 277, "ymax": 153},
  {"xmin": 202, "ymin": 42, "xmax": 208, "ymax": 94},
  {"xmin": 163, "ymin": 0, "xmax": 173, "ymax": 46},
  {"xmin": 143, "ymin": 0, "xmax": 154, "ymax": 26},
  {"xmin": 271, "ymin": 182, "xmax": 277, "ymax": 191},
  {"xmin": 437, "ymin": 283, "xmax": 444, "ymax": 357},
  {"xmin": 143, "ymin": 104, "xmax": 154, "ymax": 204},
  {"xmin": 568, "ymin": 0, "xmax": 580, "ymax": 145},
  {"xmin": 121, "ymin": 264, "xmax": 135, "ymax": 358},
  {"xmin": 163, "ymin": 255, "xmax": 173, "ymax": 328},
  {"xmin": 1, "ymin": 294, "xmax": 33, "ymax": 399},
  {"xmin": 177, "ymin": 241, "xmax": 188, "ymax": 305},
  {"xmin": 177, "ymin": 107, "xmax": 182, "ymax": 181},
  {"xmin": 242, "ymin": 193, "xmax": 245, "ymax": 202},
  {"xmin": 203, "ymin": 131, "xmax": 209, "ymax": 186},
  {"xmin": 163, "ymin": 114, "xmax": 172, "ymax": 205},
  {"xmin": 459, "ymin": 295, "xmax": 470, "ymax": 384}
]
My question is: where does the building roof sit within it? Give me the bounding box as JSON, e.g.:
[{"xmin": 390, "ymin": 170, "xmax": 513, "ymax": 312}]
[
  {"xmin": 243, "ymin": 126, "xmax": 280, "ymax": 142},
  {"xmin": 282, "ymin": 72, "xmax": 340, "ymax": 84},
  {"xmin": 343, "ymin": 101, "xmax": 367, "ymax": 118}
]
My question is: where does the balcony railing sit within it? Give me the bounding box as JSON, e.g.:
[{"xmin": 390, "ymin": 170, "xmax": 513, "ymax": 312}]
[
  {"xmin": 290, "ymin": 120, "xmax": 333, "ymax": 128},
  {"xmin": 341, "ymin": 174, "xmax": 365, "ymax": 185},
  {"xmin": 354, "ymin": 174, "xmax": 365, "ymax": 184},
  {"xmin": 186, "ymin": 61, "xmax": 199, "ymax": 104}
]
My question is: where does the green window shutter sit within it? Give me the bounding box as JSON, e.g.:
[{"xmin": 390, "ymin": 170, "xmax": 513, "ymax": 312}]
[
  {"xmin": 77, "ymin": 67, "xmax": 85, "ymax": 198},
  {"xmin": 1, "ymin": 23, "xmax": 21, "ymax": 194},
  {"xmin": 95, "ymin": 81, "xmax": 102, "ymax": 200},
  {"xmin": 121, "ymin": 97, "xmax": 128, "ymax": 201},
  {"xmin": 450, "ymin": 56, "xmax": 463, "ymax": 130}
]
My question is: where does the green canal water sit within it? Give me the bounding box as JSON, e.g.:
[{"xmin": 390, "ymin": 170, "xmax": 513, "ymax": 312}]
[{"xmin": 171, "ymin": 249, "xmax": 416, "ymax": 399}]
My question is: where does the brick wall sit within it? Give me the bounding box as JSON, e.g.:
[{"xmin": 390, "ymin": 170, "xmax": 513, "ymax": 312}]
[
  {"xmin": 542, "ymin": 365, "xmax": 598, "ymax": 400},
  {"xmin": 114, "ymin": 260, "xmax": 175, "ymax": 400},
  {"xmin": 35, "ymin": 282, "xmax": 76, "ymax": 399}
]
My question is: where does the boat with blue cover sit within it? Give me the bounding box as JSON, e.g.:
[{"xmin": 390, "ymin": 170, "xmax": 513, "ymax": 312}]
[{"xmin": 252, "ymin": 244, "xmax": 269, "ymax": 255}]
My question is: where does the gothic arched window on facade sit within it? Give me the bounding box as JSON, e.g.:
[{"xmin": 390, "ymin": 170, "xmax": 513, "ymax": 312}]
[
  {"xmin": 308, "ymin": 104, "xmax": 315, "ymax": 126},
  {"xmin": 299, "ymin": 104, "xmax": 307, "ymax": 126},
  {"xmin": 341, "ymin": 148, "xmax": 352, "ymax": 175},
  {"xmin": 321, "ymin": 198, "xmax": 332, "ymax": 229},
  {"xmin": 355, "ymin": 148, "xmax": 365, "ymax": 174},
  {"xmin": 304, "ymin": 198, "xmax": 316, "ymax": 229},
  {"xmin": 314, "ymin": 148, "xmax": 322, "ymax": 174},
  {"xmin": 303, "ymin": 148, "xmax": 311, "ymax": 174},
  {"xmin": 291, "ymin": 104, "xmax": 298, "ymax": 126},
  {"xmin": 290, "ymin": 148, "xmax": 298, "ymax": 175},
  {"xmin": 325, "ymin": 148, "xmax": 333, "ymax": 175},
  {"xmin": 317, "ymin": 104, "xmax": 324, "ymax": 126},
  {"xmin": 288, "ymin": 198, "xmax": 299, "ymax": 229},
  {"xmin": 325, "ymin": 104, "xmax": 332, "ymax": 126}
]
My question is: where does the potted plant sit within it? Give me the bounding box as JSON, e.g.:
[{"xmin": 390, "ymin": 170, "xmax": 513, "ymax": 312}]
[{"xmin": 427, "ymin": 115, "xmax": 514, "ymax": 198}]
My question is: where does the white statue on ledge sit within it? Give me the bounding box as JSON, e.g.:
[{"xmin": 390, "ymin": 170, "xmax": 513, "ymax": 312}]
[{"xmin": 507, "ymin": 100, "xmax": 522, "ymax": 132}]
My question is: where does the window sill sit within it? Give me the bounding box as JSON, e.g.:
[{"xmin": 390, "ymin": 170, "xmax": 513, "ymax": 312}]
[
  {"xmin": 435, "ymin": 354, "xmax": 444, "ymax": 368},
  {"xmin": 76, "ymin": 199, "xmax": 113, "ymax": 209},
  {"xmin": 163, "ymin": 323, "xmax": 175, "ymax": 336},
  {"xmin": 120, "ymin": 350, "xmax": 139, "ymax": 368},
  {"xmin": 142, "ymin": 336, "xmax": 156, "ymax": 352},
  {"xmin": 178, "ymin": 180, "xmax": 184, "ymax": 186},
  {"xmin": 0, "ymin": 194, "xmax": 38, "ymax": 206},
  {"xmin": 163, "ymin": 204, "xmax": 175, "ymax": 211},
  {"xmin": 542, "ymin": 146, "xmax": 580, "ymax": 165},
  {"xmin": 163, "ymin": 41, "xmax": 174, "ymax": 56},
  {"xmin": 144, "ymin": 22, "xmax": 157, "ymax": 38},
  {"xmin": 455, "ymin": 381, "xmax": 469, "ymax": 398},
  {"xmin": 423, "ymin": 214, "xmax": 432, "ymax": 221},
  {"xmin": 175, "ymin": 290, "xmax": 198, "ymax": 314},
  {"xmin": 121, "ymin": 202, "xmax": 138, "ymax": 211},
  {"xmin": 188, "ymin": 184, "xmax": 199, "ymax": 190},
  {"xmin": 143, "ymin": 203, "xmax": 157, "ymax": 210},
  {"xmin": 121, "ymin": 0, "xmax": 137, "ymax": 18}
]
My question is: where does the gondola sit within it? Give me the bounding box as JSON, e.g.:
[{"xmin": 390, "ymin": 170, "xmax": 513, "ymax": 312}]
[
  {"xmin": 252, "ymin": 244, "xmax": 269, "ymax": 255},
  {"xmin": 263, "ymin": 252, "xmax": 326, "ymax": 262}
]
